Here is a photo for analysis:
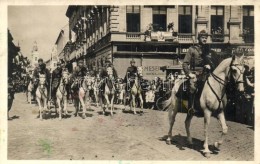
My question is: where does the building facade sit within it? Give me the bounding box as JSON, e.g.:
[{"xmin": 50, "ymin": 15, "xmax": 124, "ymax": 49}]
[
  {"xmin": 65, "ymin": 5, "xmax": 254, "ymax": 80},
  {"xmin": 31, "ymin": 41, "xmax": 39, "ymax": 68}
]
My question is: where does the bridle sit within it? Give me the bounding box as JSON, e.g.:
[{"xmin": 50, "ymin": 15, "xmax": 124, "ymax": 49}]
[{"xmin": 206, "ymin": 56, "xmax": 245, "ymax": 111}]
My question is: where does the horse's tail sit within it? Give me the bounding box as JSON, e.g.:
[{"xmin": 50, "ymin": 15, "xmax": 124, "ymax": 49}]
[{"xmin": 161, "ymin": 90, "xmax": 175, "ymax": 111}]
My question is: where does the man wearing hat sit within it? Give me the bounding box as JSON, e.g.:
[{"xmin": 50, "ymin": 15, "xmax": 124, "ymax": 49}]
[
  {"xmin": 180, "ymin": 30, "xmax": 216, "ymax": 114},
  {"xmin": 32, "ymin": 58, "xmax": 51, "ymax": 99},
  {"xmin": 71, "ymin": 59, "xmax": 88, "ymax": 89},
  {"xmin": 50, "ymin": 61, "xmax": 63, "ymax": 101},
  {"xmin": 99, "ymin": 58, "xmax": 118, "ymax": 79},
  {"xmin": 123, "ymin": 59, "xmax": 138, "ymax": 97}
]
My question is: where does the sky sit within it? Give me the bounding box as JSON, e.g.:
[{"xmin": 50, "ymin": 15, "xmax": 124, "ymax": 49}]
[{"xmin": 8, "ymin": 6, "xmax": 69, "ymax": 61}]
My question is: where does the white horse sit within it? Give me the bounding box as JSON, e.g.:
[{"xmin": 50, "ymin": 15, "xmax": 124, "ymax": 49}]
[
  {"xmin": 92, "ymin": 75, "xmax": 101, "ymax": 107},
  {"xmin": 124, "ymin": 66, "xmax": 144, "ymax": 115},
  {"xmin": 163, "ymin": 54, "xmax": 245, "ymax": 157},
  {"xmin": 102, "ymin": 67, "xmax": 116, "ymax": 116},
  {"xmin": 73, "ymin": 75, "xmax": 93, "ymax": 119},
  {"xmin": 26, "ymin": 74, "xmax": 34, "ymax": 104},
  {"xmin": 36, "ymin": 73, "xmax": 48, "ymax": 120},
  {"xmin": 55, "ymin": 70, "xmax": 70, "ymax": 120}
]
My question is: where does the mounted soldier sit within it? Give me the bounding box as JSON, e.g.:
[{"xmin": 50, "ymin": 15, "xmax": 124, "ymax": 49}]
[
  {"xmin": 99, "ymin": 58, "xmax": 118, "ymax": 79},
  {"xmin": 32, "ymin": 58, "xmax": 51, "ymax": 101},
  {"xmin": 123, "ymin": 59, "xmax": 139, "ymax": 98},
  {"xmin": 71, "ymin": 60, "xmax": 88, "ymax": 90},
  {"xmin": 50, "ymin": 61, "xmax": 63, "ymax": 102},
  {"xmin": 179, "ymin": 30, "xmax": 217, "ymax": 114}
]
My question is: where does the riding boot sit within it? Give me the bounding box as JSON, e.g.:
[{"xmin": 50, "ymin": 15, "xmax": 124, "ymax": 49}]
[{"xmin": 188, "ymin": 93, "xmax": 196, "ymax": 114}]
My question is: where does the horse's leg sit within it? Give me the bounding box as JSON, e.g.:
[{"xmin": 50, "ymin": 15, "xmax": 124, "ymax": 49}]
[
  {"xmin": 110, "ymin": 93, "xmax": 114, "ymax": 116},
  {"xmin": 203, "ymin": 109, "xmax": 212, "ymax": 157},
  {"xmin": 64, "ymin": 95, "xmax": 68, "ymax": 115},
  {"xmin": 104, "ymin": 93, "xmax": 110, "ymax": 116},
  {"xmin": 36, "ymin": 96, "xmax": 42, "ymax": 120},
  {"xmin": 57, "ymin": 97, "xmax": 62, "ymax": 120},
  {"xmin": 79, "ymin": 96, "xmax": 86, "ymax": 119},
  {"xmin": 123, "ymin": 92, "xmax": 127, "ymax": 111},
  {"xmin": 183, "ymin": 98, "xmax": 194, "ymax": 145},
  {"xmin": 132, "ymin": 94, "xmax": 136, "ymax": 115},
  {"xmin": 139, "ymin": 94, "xmax": 144, "ymax": 114},
  {"xmin": 214, "ymin": 111, "xmax": 228, "ymax": 149},
  {"xmin": 29, "ymin": 91, "xmax": 32, "ymax": 104},
  {"xmin": 74, "ymin": 98, "xmax": 79, "ymax": 117},
  {"xmin": 166, "ymin": 104, "xmax": 178, "ymax": 144}
]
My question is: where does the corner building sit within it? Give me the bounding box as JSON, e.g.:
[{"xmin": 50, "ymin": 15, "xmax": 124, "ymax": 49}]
[{"xmin": 65, "ymin": 5, "xmax": 254, "ymax": 80}]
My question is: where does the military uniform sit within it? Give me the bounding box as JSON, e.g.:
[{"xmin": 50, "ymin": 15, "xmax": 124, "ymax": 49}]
[
  {"xmin": 51, "ymin": 65, "xmax": 63, "ymax": 99},
  {"xmin": 99, "ymin": 60, "xmax": 118, "ymax": 92},
  {"xmin": 32, "ymin": 63, "xmax": 51, "ymax": 98},
  {"xmin": 180, "ymin": 30, "xmax": 215, "ymax": 113},
  {"xmin": 71, "ymin": 65, "xmax": 88, "ymax": 90}
]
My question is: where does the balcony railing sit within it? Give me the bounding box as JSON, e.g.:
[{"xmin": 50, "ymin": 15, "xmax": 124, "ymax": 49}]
[
  {"xmin": 126, "ymin": 33, "xmax": 141, "ymax": 40},
  {"xmin": 149, "ymin": 31, "xmax": 178, "ymax": 42},
  {"xmin": 111, "ymin": 32, "xmax": 145, "ymax": 42},
  {"xmin": 177, "ymin": 33, "xmax": 194, "ymax": 43}
]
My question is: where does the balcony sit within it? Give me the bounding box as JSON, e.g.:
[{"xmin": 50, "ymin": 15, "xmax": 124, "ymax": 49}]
[
  {"xmin": 177, "ymin": 33, "xmax": 194, "ymax": 43},
  {"xmin": 111, "ymin": 32, "xmax": 145, "ymax": 42},
  {"xmin": 148, "ymin": 31, "xmax": 178, "ymax": 42}
]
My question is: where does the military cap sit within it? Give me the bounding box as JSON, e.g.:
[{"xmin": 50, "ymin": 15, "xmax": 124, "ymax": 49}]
[
  {"xmin": 198, "ymin": 30, "xmax": 208, "ymax": 38},
  {"xmin": 57, "ymin": 61, "xmax": 61, "ymax": 65},
  {"xmin": 130, "ymin": 58, "xmax": 135, "ymax": 64},
  {"xmin": 38, "ymin": 58, "xmax": 43, "ymax": 62},
  {"xmin": 78, "ymin": 59, "xmax": 84, "ymax": 64}
]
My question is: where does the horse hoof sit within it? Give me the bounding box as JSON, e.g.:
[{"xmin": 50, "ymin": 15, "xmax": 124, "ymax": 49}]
[
  {"xmin": 214, "ymin": 142, "xmax": 221, "ymax": 149},
  {"xmin": 204, "ymin": 152, "xmax": 211, "ymax": 158},
  {"xmin": 166, "ymin": 139, "xmax": 171, "ymax": 145},
  {"xmin": 82, "ymin": 115, "xmax": 86, "ymax": 119}
]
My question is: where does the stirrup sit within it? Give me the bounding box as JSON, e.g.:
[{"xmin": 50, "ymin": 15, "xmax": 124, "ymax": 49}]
[{"xmin": 188, "ymin": 107, "xmax": 195, "ymax": 115}]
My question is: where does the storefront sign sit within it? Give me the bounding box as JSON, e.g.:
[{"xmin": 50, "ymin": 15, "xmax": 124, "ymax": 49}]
[{"xmin": 143, "ymin": 66, "xmax": 165, "ymax": 76}]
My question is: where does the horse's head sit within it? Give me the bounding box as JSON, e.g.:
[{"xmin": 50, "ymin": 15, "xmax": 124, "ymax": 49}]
[
  {"xmin": 38, "ymin": 73, "xmax": 46, "ymax": 86},
  {"xmin": 62, "ymin": 71, "xmax": 69, "ymax": 85},
  {"xmin": 83, "ymin": 75, "xmax": 93, "ymax": 90},
  {"xmin": 230, "ymin": 54, "xmax": 245, "ymax": 93},
  {"xmin": 106, "ymin": 67, "xmax": 113, "ymax": 78},
  {"xmin": 137, "ymin": 66, "xmax": 143, "ymax": 77}
]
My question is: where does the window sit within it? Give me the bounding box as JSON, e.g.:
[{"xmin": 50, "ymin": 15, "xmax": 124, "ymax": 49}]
[
  {"xmin": 243, "ymin": 6, "xmax": 254, "ymax": 34},
  {"xmin": 126, "ymin": 6, "xmax": 140, "ymax": 32},
  {"xmin": 178, "ymin": 6, "xmax": 192, "ymax": 33},
  {"xmin": 211, "ymin": 6, "xmax": 224, "ymax": 35},
  {"xmin": 243, "ymin": 6, "xmax": 254, "ymax": 43},
  {"xmin": 152, "ymin": 6, "xmax": 167, "ymax": 31}
]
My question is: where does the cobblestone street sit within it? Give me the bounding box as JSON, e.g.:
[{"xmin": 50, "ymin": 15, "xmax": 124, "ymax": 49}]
[{"xmin": 8, "ymin": 93, "xmax": 254, "ymax": 160}]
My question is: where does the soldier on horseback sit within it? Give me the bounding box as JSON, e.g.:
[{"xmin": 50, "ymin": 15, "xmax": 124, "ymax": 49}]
[
  {"xmin": 99, "ymin": 58, "xmax": 118, "ymax": 91},
  {"xmin": 123, "ymin": 59, "xmax": 139, "ymax": 98},
  {"xmin": 32, "ymin": 58, "xmax": 51, "ymax": 101},
  {"xmin": 181, "ymin": 30, "xmax": 216, "ymax": 114},
  {"xmin": 50, "ymin": 61, "xmax": 63, "ymax": 102},
  {"xmin": 71, "ymin": 60, "xmax": 88, "ymax": 90},
  {"xmin": 99, "ymin": 58, "xmax": 118, "ymax": 79}
]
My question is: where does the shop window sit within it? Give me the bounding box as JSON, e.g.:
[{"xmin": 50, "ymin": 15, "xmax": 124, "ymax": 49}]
[
  {"xmin": 178, "ymin": 6, "xmax": 192, "ymax": 33},
  {"xmin": 126, "ymin": 6, "xmax": 140, "ymax": 32},
  {"xmin": 153, "ymin": 6, "xmax": 167, "ymax": 31},
  {"xmin": 211, "ymin": 6, "xmax": 224, "ymax": 42},
  {"xmin": 243, "ymin": 6, "xmax": 254, "ymax": 43}
]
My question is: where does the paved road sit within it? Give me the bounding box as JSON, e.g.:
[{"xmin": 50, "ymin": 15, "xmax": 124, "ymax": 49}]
[{"xmin": 8, "ymin": 93, "xmax": 254, "ymax": 160}]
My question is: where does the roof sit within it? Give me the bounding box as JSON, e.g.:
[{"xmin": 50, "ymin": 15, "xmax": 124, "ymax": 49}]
[{"xmin": 66, "ymin": 6, "xmax": 77, "ymax": 18}]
